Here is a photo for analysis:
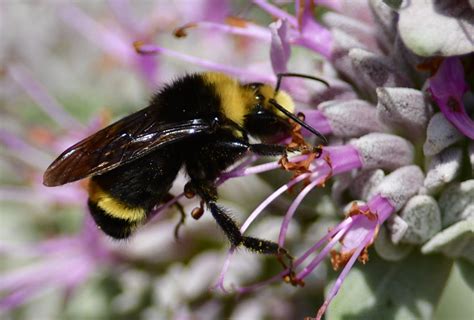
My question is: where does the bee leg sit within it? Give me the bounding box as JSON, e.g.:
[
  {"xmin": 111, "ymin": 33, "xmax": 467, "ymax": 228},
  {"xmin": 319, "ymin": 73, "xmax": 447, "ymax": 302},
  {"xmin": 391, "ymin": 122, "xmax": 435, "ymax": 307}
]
[
  {"xmin": 249, "ymin": 143, "xmax": 287, "ymax": 156},
  {"xmin": 162, "ymin": 193, "xmax": 187, "ymax": 240},
  {"xmin": 207, "ymin": 201, "xmax": 290, "ymax": 258},
  {"xmin": 173, "ymin": 201, "xmax": 186, "ymax": 240},
  {"xmin": 185, "ymin": 179, "xmax": 218, "ymax": 203},
  {"xmin": 276, "ymin": 248, "xmax": 303, "ymax": 286},
  {"xmin": 251, "ymin": 143, "xmax": 320, "ymax": 154},
  {"xmin": 250, "ymin": 143, "xmax": 321, "ymax": 157}
]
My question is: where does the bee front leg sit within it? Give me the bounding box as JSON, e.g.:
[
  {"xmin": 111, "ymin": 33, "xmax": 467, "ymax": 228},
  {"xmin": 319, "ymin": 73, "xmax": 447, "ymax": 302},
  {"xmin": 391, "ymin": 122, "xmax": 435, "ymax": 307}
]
[
  {"xmin": 249, "ymin": 143, "xmax": 287, "ymax": 156},
  {"xmin": 250, "ymin": 143, "xmax": 318, "ymax": 156}
]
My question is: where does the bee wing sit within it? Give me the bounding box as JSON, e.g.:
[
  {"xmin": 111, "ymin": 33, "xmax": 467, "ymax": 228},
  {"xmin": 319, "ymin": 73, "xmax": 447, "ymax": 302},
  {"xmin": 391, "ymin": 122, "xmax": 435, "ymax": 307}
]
[{"xmin": 43, "ymin": 106, "xmax": 214, "ymax": 186}]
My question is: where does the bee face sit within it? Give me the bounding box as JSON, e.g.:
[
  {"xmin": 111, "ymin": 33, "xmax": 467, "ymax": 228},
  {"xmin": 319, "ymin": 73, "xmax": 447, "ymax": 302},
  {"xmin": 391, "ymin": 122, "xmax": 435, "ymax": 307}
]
[
  {"xmin": 246, "ymin": 83, "xmax": 295, "ymax": 114},
  {"xmin": 243, "ymin": 84, "xmax": 293, "ymax": 141}
]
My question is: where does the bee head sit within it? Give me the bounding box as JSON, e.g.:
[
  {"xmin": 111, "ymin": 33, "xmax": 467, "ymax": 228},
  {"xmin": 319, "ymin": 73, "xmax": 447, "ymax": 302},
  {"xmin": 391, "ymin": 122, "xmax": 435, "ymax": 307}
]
[
  {"xmin": 242, "ymin": 82, "xmax": 327, "ymax": 144},
  {"xmin": 241, "ymin": 83, "xmax": 294, "ymax": 141}
]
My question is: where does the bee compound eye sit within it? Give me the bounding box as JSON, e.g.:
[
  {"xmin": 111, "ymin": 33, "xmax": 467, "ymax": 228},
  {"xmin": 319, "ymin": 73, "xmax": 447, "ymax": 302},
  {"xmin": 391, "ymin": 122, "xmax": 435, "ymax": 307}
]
[{"xmin": 255, "ymin": 94, "xmax": 264, "ymax": 101}]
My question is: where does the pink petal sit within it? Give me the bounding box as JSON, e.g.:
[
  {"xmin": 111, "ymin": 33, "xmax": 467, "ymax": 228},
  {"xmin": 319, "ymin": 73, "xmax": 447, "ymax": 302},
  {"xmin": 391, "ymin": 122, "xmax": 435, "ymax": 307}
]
[
  {"xmin": 270, "ymin": 19, "xmax": 291, "ymax": 74},
  {"xmin": 429, "ymin": 57, "xmax": 474, "ymax": 139}
]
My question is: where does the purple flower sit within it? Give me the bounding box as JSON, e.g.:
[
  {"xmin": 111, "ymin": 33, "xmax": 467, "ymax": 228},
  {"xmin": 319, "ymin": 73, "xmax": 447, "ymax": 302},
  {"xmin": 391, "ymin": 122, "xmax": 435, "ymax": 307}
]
[
  {"xmin": 429, "ymin": 57, "xmax": 474, "ymax": 139},
  {"xmin": 134, "ymin": 41, "xmax": 273, "ymax": 83},
  {"xmin": 270, "ymin": 19, "xmax": 291, "ymax": 75},
  {"xmin": 308, "ymin": 195, "xmax": 392, "ymax": 320},
  {"xmin": 170, "ymin": 0, "xmax": 333, "ymax": 59},
  {"xmin": 254, "ymin": 0, "xmax": 333, "ymax": 58},
  {"xmin": 209, "ymin": 134, "xmax": 415, "ymax": 318}
]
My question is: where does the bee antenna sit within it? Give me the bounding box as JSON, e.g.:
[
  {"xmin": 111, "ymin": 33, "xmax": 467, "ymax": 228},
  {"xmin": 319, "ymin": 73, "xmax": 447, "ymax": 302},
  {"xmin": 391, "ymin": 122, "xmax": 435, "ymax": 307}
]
[
  {"xmin": 274, "ymin": 73, "xmax": 329, "ymax": 96},
  {"xmin": 269, "ymin": 99, "xmax": 328, "ymax": 145}
]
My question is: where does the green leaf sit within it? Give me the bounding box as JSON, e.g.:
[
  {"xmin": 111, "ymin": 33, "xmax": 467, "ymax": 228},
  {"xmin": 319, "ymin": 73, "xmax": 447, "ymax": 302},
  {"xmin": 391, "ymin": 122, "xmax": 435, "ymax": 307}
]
[
  {"xmin": 457, "ymin": 259, "xmax": 474, "ymax": 291},
  {"xmin": 326, "ymin": 250, "xmax": 453, "ymax": 320},
  {"xmin": 433, "ymin": 261, "xmax": 474, "ymax": 320},
  {"xmin": 421, "ymin": 218, "xmax": 474, "ymax": 263}
]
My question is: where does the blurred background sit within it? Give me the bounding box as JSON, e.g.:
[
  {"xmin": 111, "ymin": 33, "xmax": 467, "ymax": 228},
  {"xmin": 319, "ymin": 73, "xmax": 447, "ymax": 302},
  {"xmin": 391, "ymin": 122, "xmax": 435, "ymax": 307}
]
[
  {"xmin": 0, "ymin": 1, "xmax": 326, "ymax": 319},
  {"xmin": 0, "ymin": 1, "xmax": 472, "ymax": 319}
]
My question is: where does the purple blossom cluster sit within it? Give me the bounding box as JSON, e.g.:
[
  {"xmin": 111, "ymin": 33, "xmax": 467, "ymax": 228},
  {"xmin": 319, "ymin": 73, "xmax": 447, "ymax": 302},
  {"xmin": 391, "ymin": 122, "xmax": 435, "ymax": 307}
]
[{"xmin": 1, "ymin": 1, "xmax": 473, "ymax": 319}]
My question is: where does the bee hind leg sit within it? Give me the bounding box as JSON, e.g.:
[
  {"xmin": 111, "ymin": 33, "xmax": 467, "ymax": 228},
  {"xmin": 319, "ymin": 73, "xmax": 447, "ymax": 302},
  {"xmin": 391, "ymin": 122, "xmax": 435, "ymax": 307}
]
[
  {"xmin": 162, "ymin": 193, "xmax": 187, "ymax": 240},
  {"xmin": 207, "ymin": 201, "xmax": 294, "ymax": 269}
]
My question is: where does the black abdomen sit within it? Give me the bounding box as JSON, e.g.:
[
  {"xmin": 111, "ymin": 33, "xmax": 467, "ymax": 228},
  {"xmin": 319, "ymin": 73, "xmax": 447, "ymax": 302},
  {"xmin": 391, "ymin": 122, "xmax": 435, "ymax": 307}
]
[{"xmin": 88, "ymin": 147, "xmax": 182, "ymax": 238}]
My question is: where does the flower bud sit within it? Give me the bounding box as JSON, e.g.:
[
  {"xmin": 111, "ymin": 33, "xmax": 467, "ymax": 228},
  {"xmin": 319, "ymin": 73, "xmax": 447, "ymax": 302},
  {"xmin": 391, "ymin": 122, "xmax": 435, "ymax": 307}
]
[
  {"xmin": 368, "ymin": 0, "xmax": 398, "ymax": 50},
  {"xmin": 423, "ymin": 113, "xmax": 463, "ymax": 156},
  {"xmin": 397, "ymin": 195, "xmax": 442, "ymax": 244},
  {"xmin": 349, "ymin": 169, "xmax": 385, "ymax": 201},
  {"xmin": 421, "ymin": 218, "xmax": 474, "ymax": 263},
  {"xmin": 331, "ymin": 30, "xmax": 368, "ymax": 88},
  {"xmin": 398, "ymin": 0, "xmax": 474, "ymax": 56},
  {"xmin": 351, "ymin": 133, "xmax": 414, "ymax": 171},
  {"xmin": 319, "ymin": 99, "xmax": 385, "ymax": 138},
  {"xmin": 439, "ymin": 180, "xmax": 474, "ymax": 227},
  {"xmin": 322, "ymin": 12, "xmax": 378, "ymax": 52},
  {"xmin": 386, "ymin": 214, "xmax": 409, "ymax": 244},
  {"xmin": 424, "ymin": 146, "xmax": 462, "ymax": 194},
  {"xmin": 371, "ymin": 165, "xmax": 424, "ymax": 211},
  {"xmin": 349, "ymin": 48, "xmax": 412, "ymax": 89},
  {"xmin": 376, "ymin": 87, "xmax": 433, "ymax": 140}
]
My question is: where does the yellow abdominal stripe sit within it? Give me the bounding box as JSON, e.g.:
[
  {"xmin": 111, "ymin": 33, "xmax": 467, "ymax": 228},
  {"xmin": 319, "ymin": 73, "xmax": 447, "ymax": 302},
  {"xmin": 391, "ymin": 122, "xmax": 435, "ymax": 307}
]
[
  {"xmin": 97, "ymin": 197, "xmax": 145, "ymax": 222},
  {"xmin": 89, "ymin": 181, "xmax": 145, "ymax": 222}
]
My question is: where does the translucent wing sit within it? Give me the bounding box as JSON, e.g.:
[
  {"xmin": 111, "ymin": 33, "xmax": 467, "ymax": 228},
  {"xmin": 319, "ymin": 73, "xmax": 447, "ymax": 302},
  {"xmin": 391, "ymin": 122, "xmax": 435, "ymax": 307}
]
[{"xmin": 43, "ymin": 106, "xmax": 214, "ymax": 186}]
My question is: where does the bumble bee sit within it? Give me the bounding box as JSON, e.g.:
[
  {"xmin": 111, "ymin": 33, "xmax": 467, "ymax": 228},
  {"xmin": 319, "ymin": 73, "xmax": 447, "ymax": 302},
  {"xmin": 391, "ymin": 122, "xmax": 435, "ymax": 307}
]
[{"xmin": 43, "ymin": 72, "xmax": 327, "ymax": 257}]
